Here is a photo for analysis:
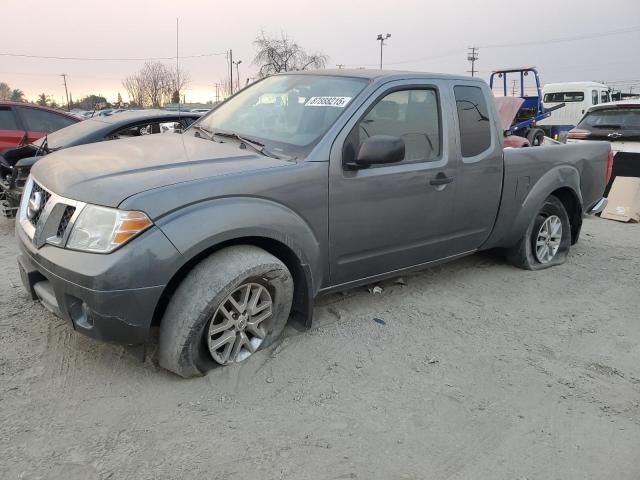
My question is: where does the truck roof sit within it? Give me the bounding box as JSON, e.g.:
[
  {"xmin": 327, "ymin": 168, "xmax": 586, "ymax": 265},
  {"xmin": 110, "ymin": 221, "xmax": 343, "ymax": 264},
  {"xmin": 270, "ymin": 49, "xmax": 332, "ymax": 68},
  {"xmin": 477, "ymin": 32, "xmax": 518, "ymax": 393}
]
[
  {"xmin": 285, "ymin": 69, "xmax": 483, "ymax": 83},
  {"xmin": 543, "ymin": 81, "xmax": 609, "ymax": 91},
  {"xmin": 588, "ymin": 99, "xmax": 640, "ymax": 112}
]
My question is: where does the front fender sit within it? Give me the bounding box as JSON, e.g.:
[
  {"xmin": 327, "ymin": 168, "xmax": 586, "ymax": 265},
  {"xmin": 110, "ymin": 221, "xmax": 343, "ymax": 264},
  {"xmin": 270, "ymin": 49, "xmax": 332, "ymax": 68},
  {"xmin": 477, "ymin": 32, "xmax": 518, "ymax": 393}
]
[
  {"xmin": 155, "ymin": 196, "xmax": 324, "ymax": 293},
  {"xmin": 483, "ymin": 164, "xmax": 582, "ymax": 249}
]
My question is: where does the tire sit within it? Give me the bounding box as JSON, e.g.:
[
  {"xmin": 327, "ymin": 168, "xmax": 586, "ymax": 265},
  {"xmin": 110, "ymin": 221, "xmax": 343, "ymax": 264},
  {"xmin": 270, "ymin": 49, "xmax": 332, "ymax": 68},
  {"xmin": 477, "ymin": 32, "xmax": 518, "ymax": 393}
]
[
  {"xmin": 506, "ymin": 195, "xmax": 571, "ymax": 270},
  {"xmin": 526, "ymin": 128, "xmax": 545, "ymax": 147},
  {"xmin": 158, "ymin": 245, "xmax": 294, "ymax": 377}
]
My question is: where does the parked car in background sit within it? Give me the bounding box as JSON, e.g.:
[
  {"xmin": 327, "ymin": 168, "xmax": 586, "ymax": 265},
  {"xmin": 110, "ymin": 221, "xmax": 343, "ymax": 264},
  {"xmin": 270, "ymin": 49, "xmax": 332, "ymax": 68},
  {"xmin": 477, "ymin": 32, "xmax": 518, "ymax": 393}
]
[
  {"xmin": 0, "ymin": 102, "xmax": 80, "ymax": 152},
  {"xmin": 539, "ymin": 82, "xmax": 611, "ymax": 140},
  {"xmin": 0, "ymin": 109, "xmax": 199, "ymax": 215},
  {"xmin": 14, "ymin": 70, "xmax": 611, "ymax": 377},
  {"xmin": 567, "ymin": 100, "xmax": 640, "ymax": 195}
]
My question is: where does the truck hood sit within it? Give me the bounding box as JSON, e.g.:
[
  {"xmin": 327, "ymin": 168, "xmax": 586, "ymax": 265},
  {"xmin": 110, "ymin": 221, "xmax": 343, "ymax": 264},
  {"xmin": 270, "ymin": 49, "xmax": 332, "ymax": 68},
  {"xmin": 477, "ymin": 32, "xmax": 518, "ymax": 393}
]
[{"xmin": 30, "ymin": 134, "xmax": 292, "ymax": 207}]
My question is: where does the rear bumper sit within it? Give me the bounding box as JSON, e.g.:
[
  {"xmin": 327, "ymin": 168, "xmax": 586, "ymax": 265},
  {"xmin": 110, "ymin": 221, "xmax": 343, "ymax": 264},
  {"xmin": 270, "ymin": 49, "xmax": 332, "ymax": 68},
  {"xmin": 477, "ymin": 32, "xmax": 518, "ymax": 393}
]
[
  {"xmin": 587, "ymin": 197, "xmax": 608, "ymax": 215},
  {"xmin": 16, "ymin": 221, "xmax": 182, "ymax": 345}
]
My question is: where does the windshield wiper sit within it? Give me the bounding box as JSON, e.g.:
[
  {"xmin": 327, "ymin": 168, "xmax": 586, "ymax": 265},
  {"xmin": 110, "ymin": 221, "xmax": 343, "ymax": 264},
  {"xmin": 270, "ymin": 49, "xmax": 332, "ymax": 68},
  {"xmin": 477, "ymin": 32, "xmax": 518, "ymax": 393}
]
[
  {"xmin": 190, "ymin": 124, "xmax": 214, "ymax": 140},
  {"xmin": 35, "ymin": 135, "xmax": 49, "ymax": 156},
  {"xmin": 212, "ymin": 131, "xmax": 282, "ymax": 159}
]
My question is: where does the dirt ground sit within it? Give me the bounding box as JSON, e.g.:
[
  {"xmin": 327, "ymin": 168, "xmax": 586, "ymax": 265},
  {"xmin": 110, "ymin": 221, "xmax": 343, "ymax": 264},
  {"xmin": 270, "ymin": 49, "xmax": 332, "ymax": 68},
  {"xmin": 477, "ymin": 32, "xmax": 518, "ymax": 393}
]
[{"xmin": 0, "ymin": 215, "xmax": 638, "ymax": 480}]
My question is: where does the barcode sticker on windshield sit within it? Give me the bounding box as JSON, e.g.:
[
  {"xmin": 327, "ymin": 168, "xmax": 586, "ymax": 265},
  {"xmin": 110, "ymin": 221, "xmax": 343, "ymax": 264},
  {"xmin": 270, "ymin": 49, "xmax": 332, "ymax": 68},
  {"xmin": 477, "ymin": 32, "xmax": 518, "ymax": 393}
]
[{"xmin": 305, "ymin": 96, "xmax": 352, "ymax": 108}]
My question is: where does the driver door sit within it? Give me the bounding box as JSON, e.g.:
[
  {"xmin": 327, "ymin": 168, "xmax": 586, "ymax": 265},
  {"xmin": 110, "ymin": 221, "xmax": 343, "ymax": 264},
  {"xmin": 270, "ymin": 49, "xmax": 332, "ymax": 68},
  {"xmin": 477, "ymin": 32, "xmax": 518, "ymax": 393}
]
[{"xmin": 328, "ymin": 80, "xmax": 459, "ymax": 286}]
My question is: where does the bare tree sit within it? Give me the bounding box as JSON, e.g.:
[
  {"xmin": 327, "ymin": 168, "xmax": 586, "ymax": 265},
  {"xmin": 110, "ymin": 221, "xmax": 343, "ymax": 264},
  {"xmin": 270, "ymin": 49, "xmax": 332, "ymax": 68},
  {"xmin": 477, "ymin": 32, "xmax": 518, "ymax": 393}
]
[
  {"xmin": 122, "ymin": 62, "xmax": 190, "ymax": 108},
  {"xmin": 253, "ymin": 31, "xmax": 328, "ymax": 77},
  {"xmin": 140, "ymin": 62, "xmax": 171, "ymax": 108},
  {"xmin": 168, "ymin": 65, "xmax": 190, "ymax": 104},
  {"xmin": 122, "ymin": 73, "xmax": 147, "ymax": 107},
  {"xmin": 0, "ymin": 82, "xmax": 11, "ymax": 100},
  {"xmin": 217, "ymin": 78, "xmax": 232, "ymax": 100}
]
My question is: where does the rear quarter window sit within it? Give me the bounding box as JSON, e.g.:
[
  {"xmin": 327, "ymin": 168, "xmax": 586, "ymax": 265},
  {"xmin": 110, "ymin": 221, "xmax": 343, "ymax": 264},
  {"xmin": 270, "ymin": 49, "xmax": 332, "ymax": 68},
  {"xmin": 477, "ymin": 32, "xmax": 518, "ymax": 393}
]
[
  {"xmin": 18, "ymin": 107, "xmax": 76, "ymax": 133},
  {"xmin": 454, "ymin": 85, "xmax": 492, "ymax": 158}
]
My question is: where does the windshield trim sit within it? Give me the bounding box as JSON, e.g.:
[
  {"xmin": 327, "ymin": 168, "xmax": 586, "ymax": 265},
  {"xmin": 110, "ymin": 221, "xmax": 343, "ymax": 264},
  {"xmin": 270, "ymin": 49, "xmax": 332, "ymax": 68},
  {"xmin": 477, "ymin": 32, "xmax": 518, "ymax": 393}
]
[{"xmin": 189, "ymin": 74, "xmax": 371, "ymax": 158}]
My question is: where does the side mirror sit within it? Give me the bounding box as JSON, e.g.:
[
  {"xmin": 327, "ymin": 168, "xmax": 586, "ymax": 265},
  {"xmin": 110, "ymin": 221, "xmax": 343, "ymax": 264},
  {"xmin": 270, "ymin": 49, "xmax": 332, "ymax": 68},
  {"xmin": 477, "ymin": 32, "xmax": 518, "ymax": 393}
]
[{"xmin": 348, "ymin": 135, "xmax": 405, "ymax": 169}]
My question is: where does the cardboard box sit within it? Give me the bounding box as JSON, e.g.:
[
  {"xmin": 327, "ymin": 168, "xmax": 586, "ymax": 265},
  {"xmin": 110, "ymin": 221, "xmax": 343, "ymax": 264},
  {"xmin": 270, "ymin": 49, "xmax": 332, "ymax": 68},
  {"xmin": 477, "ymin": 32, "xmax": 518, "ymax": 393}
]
[{"xmin": 601, "ymin": 177, "xmax": 640, "ymax": 223}]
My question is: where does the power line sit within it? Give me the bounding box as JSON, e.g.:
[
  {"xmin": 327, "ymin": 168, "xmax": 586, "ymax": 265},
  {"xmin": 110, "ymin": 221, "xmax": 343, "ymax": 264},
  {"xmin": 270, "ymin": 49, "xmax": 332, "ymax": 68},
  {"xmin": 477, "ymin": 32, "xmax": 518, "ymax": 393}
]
[
  {"xmin": 0, "ymin": 51, "xmax": 228, "ymax": 61},
  {"xmin": 479, "ymin": 25, "xmax": 640, "ymax": 49},
  {"xmin": 340, "ymin": 25, "xmax": 640, "ymax": 70}
]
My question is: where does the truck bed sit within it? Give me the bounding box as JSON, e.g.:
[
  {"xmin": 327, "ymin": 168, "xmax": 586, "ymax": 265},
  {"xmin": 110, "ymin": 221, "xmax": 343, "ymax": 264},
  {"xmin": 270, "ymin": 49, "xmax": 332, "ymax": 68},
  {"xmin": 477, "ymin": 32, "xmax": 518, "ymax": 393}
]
[{"xmin": 483, "ymin": 141, "xmax": 611, "ymax": 250}]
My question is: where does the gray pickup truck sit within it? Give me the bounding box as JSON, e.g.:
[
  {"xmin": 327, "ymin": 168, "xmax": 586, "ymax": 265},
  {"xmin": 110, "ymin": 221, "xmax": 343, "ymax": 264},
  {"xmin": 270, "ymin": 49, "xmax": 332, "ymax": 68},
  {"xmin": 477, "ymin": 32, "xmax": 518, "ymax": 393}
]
[{"xmin": 15, "ymin": 70, "xmax": 611, "ymax": 377}]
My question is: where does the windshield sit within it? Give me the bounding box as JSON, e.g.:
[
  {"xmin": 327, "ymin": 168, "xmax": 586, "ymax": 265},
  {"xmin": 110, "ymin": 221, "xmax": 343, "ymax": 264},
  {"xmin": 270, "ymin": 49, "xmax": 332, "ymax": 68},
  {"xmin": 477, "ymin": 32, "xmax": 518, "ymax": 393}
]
[
  {"xmin": 544, "ymin": 91, "xmax": 584, "ymax": 103},
  {"xmin": 192, "ymin": 74, "xmax": 369, "ymax": 157},
  {"xmin": 31, "ymin": 117, "xmax": 108, "ymax": 150},
  {"xmin": 578, "ymin": 108, "xmax": 640, "ymax": 130}
]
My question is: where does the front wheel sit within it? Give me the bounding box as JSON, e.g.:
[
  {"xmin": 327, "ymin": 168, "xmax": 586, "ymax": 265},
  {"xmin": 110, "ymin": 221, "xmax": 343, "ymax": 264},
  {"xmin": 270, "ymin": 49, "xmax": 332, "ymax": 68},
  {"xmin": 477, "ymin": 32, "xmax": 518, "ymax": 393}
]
[
  {"xmin": 506, "ymin": 195, "xmax": 571, "ymax": 270},
  {"xmin": 158, "ymin": 245, "xmax": 294, "ymax": 377}
]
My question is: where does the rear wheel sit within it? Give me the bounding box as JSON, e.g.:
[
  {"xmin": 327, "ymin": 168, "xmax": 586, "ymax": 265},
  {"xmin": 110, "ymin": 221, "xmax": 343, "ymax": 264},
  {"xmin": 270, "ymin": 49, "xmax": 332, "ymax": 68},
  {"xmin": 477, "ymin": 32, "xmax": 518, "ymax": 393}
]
[
  {"xmin": 506, "ymin": 195, "xmax": 571, "ymax": 270},
  {"xmin": 158, "ymin": 245, "xmax": 294, "ymax": 377},
  {"xmin": 526, "ymin": 128, "xmax": 545, "ymax": 146}
]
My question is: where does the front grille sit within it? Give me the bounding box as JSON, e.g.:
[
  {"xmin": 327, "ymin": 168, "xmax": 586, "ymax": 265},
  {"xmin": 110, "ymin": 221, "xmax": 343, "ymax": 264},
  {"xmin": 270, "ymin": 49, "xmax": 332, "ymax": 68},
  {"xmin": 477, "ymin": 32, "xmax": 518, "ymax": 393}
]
[
  {"xmin": 21, "ymin": 178, "xmax": 86, "ymax": 248},
  {"xmin": 56, "ymin": 206, "xmax": 76, "ymax": 238},
  {"xmin": 28, "ymin": 182, "xmax": 51, "ymax": 227}
]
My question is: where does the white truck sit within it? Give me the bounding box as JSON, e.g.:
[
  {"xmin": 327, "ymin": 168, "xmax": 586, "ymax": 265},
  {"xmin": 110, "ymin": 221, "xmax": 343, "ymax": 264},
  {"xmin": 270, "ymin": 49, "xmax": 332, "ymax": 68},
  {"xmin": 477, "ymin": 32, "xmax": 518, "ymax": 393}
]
[{"xmin": 539, "ymin": 82, "xmax": 611, "ymax": 140}]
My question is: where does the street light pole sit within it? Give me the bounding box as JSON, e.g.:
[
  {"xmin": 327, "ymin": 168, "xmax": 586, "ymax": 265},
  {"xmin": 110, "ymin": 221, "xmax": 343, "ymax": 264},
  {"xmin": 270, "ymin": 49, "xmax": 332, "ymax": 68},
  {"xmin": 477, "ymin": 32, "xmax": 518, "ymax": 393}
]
[
  {"xmin": 233, "ymin": 60, "xmax": 243, "ymax": 92},
  {"xmin": 60, "ymin": 73, "xmax": 70, "ymax": 111},
  {"xmin": 376, "ymin": 33, "xmax": 391, "ymax": 70}
]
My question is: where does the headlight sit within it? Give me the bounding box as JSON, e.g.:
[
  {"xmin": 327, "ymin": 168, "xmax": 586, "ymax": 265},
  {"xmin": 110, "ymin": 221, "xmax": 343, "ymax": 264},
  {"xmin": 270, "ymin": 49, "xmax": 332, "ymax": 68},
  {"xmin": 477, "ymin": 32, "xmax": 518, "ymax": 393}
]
[{"xmin": 66, "ymin": 204, "xmax": 153, "ymax": 253}]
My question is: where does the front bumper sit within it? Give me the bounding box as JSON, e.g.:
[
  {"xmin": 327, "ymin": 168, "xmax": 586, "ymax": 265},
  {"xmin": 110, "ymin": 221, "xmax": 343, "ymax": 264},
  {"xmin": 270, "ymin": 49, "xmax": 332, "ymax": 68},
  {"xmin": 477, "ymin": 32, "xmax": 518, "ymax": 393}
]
[{"xmin": 16, "ymin": 221, "xmax": 182, "ymax": 345}]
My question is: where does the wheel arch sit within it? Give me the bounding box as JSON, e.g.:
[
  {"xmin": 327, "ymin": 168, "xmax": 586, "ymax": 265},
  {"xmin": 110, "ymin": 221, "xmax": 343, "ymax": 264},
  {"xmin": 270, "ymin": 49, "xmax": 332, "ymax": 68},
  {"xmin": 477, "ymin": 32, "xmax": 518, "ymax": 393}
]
[
  {"xmin": 549, "ymin": 186, "xmax": 583, "ymax": 244},
  {"xmin": 483, "ymin": 164, "xmax": 583, "ymax": 250},
  {"xmin": 151, "ymin": 235, "xmax": 314, "ymax": 331}
]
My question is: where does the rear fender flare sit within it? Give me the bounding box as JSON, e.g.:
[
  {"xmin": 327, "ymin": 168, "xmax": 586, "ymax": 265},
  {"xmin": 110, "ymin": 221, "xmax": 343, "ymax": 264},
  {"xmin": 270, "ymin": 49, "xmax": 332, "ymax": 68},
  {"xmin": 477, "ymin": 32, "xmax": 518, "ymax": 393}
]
[{"xmin": 496, "ymin": 165, "xmax": 583, "ymax": 248}]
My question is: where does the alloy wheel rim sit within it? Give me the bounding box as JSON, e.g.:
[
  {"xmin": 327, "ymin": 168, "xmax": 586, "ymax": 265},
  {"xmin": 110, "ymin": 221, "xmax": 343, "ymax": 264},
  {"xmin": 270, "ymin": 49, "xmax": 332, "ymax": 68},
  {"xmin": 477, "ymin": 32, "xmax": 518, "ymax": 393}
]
[
  {"xmin": 207, "ymin": 282, "xmax": 273, "ymax": 365},
  {"xmin": 535, "ymin": 215, "xmax": 562, "ymax": 263}
]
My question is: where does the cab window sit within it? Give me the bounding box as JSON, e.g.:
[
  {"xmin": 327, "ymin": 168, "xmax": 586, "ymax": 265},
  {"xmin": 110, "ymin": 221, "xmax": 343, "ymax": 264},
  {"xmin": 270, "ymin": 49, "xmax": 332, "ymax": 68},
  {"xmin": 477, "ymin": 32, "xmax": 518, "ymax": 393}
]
[
  {"xmin": 454, "ymin": 85, "xmax": 492, "ymax": 158},
  {"xmin": 592, "ymin": 90, "xmax": 599, "ymax": 105},
  {"xmin": 346, "ymin": 88, "xmax": 441, "ymax": 166}
]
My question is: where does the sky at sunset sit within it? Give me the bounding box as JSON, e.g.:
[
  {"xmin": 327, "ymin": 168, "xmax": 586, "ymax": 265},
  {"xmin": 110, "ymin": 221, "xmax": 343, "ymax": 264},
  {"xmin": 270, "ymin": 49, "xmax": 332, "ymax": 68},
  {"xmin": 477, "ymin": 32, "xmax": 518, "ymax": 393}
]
[{"xmin": 1, "ymin": 0, "xmax": 639, "ymax": 105}]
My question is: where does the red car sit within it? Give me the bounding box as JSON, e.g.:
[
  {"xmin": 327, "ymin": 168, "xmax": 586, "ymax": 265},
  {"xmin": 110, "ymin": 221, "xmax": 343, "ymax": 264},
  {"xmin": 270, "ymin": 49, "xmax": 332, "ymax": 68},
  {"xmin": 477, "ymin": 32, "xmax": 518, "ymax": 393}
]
[{"xmin": 0, "ymin": 101, "xmax": 80, "ymax": 152}]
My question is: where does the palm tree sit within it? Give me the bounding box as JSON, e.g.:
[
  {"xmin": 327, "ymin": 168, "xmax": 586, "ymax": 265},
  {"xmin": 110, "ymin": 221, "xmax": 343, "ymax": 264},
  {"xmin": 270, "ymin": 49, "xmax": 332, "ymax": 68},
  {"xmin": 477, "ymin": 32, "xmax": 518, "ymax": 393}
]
[
  {"xmin": 37, "ymin": 93, "xmax": 48, "ymax": 106},
  {"xmin": 10, "ymin": 89, "xmax": 25, "ymax": 102}
]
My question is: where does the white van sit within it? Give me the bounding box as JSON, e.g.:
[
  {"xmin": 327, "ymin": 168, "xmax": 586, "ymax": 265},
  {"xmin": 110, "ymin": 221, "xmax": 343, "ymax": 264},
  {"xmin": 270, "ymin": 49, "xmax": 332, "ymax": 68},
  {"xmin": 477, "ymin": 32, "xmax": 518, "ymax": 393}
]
[{"xmin": 539, "ymin": 82, "xmax": 611, "ymax": 139}]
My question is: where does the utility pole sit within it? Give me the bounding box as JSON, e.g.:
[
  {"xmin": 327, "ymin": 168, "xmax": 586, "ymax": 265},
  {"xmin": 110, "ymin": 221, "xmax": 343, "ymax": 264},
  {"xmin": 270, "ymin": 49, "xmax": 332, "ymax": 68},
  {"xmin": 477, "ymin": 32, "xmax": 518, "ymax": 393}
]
[
  {"xmin": 176, "ymin": 18, "xmax": 180, "ymax": 113},
  {"xmin": 377, "ymin": 34, "xmax": 391, "ymax": 70},
  {"xmin": 233, "ymin": 60, "xmax": 243, "ymax": 92},
  {"xmin": 511, "ymin": 79, "xmax": 518, "ymax": 96},
  {"xmin": 467, "ymin": 47, "xmax": 479, "ymax": 77},
  {"xmin": 229, "ymin": 49, "xmax": 233, "ymax": 95},
  {"xmin": 214, "ymin": 83, "xmax": 221, "ymax": 103},
  {"xmin": 60, "ymin": 74, "xmax": 70, "ymax": 111}
]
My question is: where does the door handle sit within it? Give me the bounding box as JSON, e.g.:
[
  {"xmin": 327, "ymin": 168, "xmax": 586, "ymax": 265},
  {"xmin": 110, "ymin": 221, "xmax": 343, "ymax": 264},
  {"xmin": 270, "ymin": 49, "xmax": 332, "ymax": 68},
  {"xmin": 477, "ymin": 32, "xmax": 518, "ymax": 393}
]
[{"xmin": 430, "ymin": 173, "xmax": 454, "ymax": 186}]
